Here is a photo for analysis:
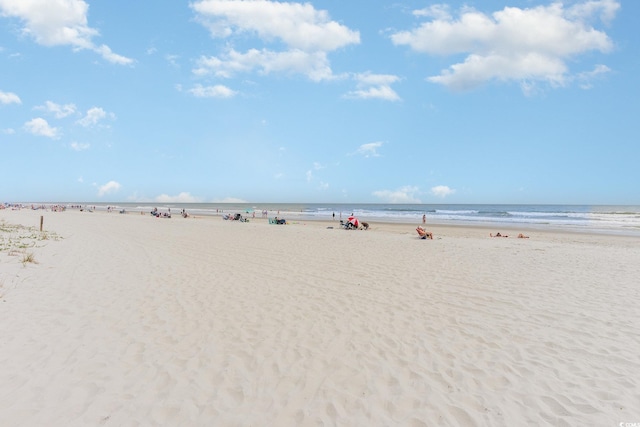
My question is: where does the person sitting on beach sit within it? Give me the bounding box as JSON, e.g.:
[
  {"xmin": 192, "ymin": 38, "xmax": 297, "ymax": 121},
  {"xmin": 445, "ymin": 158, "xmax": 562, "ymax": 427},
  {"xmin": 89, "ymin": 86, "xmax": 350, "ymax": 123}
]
[
  {"xmin": 416, "ymin": 226, "xmax": 433, "ymax": 239},
  {"xmin": 490, "ymin": 232, "xmax": 508, "ymax": 237}
]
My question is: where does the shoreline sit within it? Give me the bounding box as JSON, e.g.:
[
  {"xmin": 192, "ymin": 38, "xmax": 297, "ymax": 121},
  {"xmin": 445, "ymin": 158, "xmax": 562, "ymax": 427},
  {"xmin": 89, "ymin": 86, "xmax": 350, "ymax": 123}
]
[{"xmin": 3, "ymin": 204, "xmax": 640, "ymax": 238}]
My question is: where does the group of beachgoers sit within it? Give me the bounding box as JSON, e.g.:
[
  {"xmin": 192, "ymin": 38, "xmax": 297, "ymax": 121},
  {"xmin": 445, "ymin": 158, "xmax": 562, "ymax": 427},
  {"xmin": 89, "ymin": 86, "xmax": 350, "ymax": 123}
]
[
  {"xmin": 148, "ymin": 208, "xmax": 191, "ymax": 218},
  {"xmin": 416, "ymin": 228, "xmax": 529, "ymax": 240},
  {"xmin": 1, "ymin": 203, "xmax": 69, "ymax": 211},
  {"xmin": 416, "ymin": 214, "xmax": 529, "ymax": 240},
  {"xmin": 223, "ymin": 213, "xmax": 249, "ymax": 222},
  {"xmin": 490, "ymin": 232, "xmax": 529, "ymax": 238},
  {"xmin": 150, "ymin": 207, "xmax": 172, "ymax": 218},
  {"xmin": 416, "ymin": 231, "xmax": 529, "ymax": 240}
]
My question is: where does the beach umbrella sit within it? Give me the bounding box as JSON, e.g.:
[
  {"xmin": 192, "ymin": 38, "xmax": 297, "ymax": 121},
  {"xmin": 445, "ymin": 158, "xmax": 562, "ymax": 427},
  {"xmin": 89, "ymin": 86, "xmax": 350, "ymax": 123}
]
[{"xmin": 348, "ymin": 216, "xmax": 359, "ymax": 228}]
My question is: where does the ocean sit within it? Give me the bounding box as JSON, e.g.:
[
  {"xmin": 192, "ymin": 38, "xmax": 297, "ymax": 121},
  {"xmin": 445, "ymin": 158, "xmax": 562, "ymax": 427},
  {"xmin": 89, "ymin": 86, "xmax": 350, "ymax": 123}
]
[{"xmin": 23, "ymin": 202, "xmax": 640, "ymax": 237}]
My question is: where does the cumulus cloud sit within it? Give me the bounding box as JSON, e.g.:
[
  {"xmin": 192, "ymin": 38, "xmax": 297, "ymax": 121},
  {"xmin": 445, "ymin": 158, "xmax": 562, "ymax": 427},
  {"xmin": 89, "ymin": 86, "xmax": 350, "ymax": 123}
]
[
  {"xmin": 97, "ymin": 180, "xmax": 121, "ymax": 196},
  {"xmin": 354, "ymin": 142, "xmax": 384, "ymax": 158},
  {"xmin": 24, "ymin": 117, "xmax": 60, "ymax": 138},
  {"xmin": 76, "ymin": 107, "xmax": 112, "ymax": 127},
  {"xmin": 155, "ymin": 192, "xmax": 202, "ymax": 203},
  {"xmin": 0, "ymin": 90, "xmax": 21, "ymax": 104},
  {"xmin": 0, "ymin": 0, "xmax": 133, "ymax": 64},
  {"xmin": 373, "ymin": 186, "xmax": 421, "ymax": 203},
  {"xmin": 344, "ymin": 72, "xmax": 401, "ymax": 101},
  {"xmin": 194, "ymin": 48, "xmax": 335, "ymax": 82},
  {"xmin": 191, "ymin": 0, "xmax": 359, "ymax": 51},
  {"xmin": 430, "ymin": 185, "xmax": 456, "ymax": 198},
  {"xmin": 35, "ymin": 100, "xmax": 76, "ymax": 118},
  {"xmin": 391, "ymin": 0, "xmax": 619, "ymax": 92},
  {"xmin": 190, "ymin": 0, "xmax": 359, "ymax": 81},
  {"xmin": 189, "ymin": 84, "xmax": 237, "ymax": 98}
]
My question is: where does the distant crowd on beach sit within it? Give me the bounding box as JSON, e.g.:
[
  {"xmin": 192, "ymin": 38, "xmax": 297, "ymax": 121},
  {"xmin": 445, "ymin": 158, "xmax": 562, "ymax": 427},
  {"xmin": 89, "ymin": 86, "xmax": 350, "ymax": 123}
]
[
  {"xmin": 0, "ymin": 204, "xmax": 533, "ymax": 240},
  {"xmin": 1, "ymin": 203, "xmax": 69, "ymax": 211}
]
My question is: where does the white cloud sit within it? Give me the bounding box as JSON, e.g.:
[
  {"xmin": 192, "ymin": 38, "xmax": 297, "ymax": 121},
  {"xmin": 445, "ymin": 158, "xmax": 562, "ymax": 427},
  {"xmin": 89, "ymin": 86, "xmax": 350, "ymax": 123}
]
[
  {"xmin": 36, "ymin": 100, "xmax": 76, "ymax": 118},
  {"xmin": 354, "ymin": 141, "xmax": 383, "ymax": 158},
  {"xmin": 576, "ymin": 64, "xmax": 611, "ymax": 89},
  {"xmin": 345, "ymin": 73, "xmax": 401, "ymax": 101},
  {"xmin": 189, "ymin": 84, "xmax": 237, "ymax": 98},
  {"xmin": 190, "ymin": 0, "xmax": 359, "ymax": 81},
  {"xmin": 155, "ymin": 192, "xmax": 202, "ymax": 203},
  {"xmin": 391, "ymin": 1, "xmax": 619, "ymax": 92},
  {"xmin": 413, "ymin": 4, "xmax": 452, "ymax": 20},
  {"xmin": 76, "ymin": 107, "xmax": 112, "ymax": 127},
  {"xmin": 69, "ymin": 141, "xmax": 90, "ymax": 151},
  {"xmin": 97, "ymin": 180, "xmax": 121, "ymax": 196},
  {"xmin": 194, "ymin": 48, "xmax": 335, "ymax": 82},
  {"xmin": 191, "ymin": 0, "xmax": 359, "ymax": 51},
  {"xmin": 93, "ymin": 44, "xmax": 133, "ymax": 65},
  {"xmin": 2, "ymin": 128, "xmax": 16, "ymax": 134},
  {"xmin": 373, "ymin": 186, "xmax": 421, "ymax": 203},
  {"xmin": 345, "ymin": 85, "xmax": 400, "ymax": 101},
  {"xmin": 430, "ymin": 185, "xmax": 456, "ymax": 198},
  {"xmin": 0, "ymin": 0, "xmax": 133, "ymax": 64},
  {"xmin": 568, "ymin": 0, "xmax": 619, "ymax": 25},
  {"xmin": 24, "ymin": 117, "xmax": 60, "ymax": 138},
  {"xmin": 0, "ymin": 90, "xmax": 21, "ymax": 104}
]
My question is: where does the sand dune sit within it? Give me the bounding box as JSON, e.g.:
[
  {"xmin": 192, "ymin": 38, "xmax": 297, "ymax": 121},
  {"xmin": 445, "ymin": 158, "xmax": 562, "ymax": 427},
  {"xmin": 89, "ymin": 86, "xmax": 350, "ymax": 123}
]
[{"xmin": 1, "ymin": 209, "xmax": 639, "ymax": 426}]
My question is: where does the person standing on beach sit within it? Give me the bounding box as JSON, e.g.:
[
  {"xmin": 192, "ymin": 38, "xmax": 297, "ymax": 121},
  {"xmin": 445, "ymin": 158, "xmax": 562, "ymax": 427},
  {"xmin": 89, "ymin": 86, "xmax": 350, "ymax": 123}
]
[
  {"xmin": 333, "ymin": 212, "xmax": 335, "ymax": 220},
  {"xmin": 422, "ymin": 214, "xmax": 426, "ymax": 224}
]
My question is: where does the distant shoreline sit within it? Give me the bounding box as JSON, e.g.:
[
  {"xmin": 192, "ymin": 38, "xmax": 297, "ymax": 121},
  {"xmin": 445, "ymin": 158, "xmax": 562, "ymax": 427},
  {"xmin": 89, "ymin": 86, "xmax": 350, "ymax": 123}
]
[
  {"xmin": 3, "ymin": 203, "xmax": 639, "ymax": 239},
  {"xmin": 3, "ymin": 201, "xmax": 640, "ymax": 237}
]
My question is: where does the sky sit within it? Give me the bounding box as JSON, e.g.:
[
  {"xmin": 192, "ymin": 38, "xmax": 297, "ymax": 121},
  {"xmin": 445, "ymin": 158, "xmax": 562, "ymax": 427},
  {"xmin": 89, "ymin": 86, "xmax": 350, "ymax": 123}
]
[{"xmin": 1, "ymin": 0, "xmax": 638, "ymax": 205}]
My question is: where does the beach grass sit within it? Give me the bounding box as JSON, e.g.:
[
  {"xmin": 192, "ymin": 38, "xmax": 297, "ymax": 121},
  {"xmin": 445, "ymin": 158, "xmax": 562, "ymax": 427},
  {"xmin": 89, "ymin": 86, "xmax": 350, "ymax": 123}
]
[{"xmin": 0, "ymin": 219, "xmax": 61, "ymax": 254}]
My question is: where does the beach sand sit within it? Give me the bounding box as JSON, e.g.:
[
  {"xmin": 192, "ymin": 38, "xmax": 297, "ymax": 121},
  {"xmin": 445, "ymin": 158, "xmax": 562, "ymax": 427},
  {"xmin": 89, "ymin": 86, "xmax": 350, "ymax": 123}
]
[{"xmin": 1, "ymin": 208, "xmax": 639, "ymax": 426}]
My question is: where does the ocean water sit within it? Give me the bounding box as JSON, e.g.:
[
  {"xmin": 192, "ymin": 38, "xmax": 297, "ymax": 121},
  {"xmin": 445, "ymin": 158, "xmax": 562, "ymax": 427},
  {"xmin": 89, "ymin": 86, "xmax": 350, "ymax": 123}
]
[{"xmin": 31, "ymin": 202, "xmax": 640, "ymax": 237}]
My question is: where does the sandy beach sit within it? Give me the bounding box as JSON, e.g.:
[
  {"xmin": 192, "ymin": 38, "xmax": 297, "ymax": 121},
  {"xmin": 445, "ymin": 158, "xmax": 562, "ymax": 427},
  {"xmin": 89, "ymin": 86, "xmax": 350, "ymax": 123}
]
[{"xmin": 0, "ymin": 208, "xmax": 639, "ymax": 426}]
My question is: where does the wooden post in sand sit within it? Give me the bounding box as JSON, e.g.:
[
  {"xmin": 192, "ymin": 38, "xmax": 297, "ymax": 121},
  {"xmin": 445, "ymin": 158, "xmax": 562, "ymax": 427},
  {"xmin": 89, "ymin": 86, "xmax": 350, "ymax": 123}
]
[{"xmin": 40, "ymin": 215, "xmax": 43, "ymax": 231}]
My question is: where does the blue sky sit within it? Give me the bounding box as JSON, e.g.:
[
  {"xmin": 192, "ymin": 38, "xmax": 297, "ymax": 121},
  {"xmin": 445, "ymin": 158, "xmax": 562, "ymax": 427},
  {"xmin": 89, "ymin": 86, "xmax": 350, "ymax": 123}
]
[{"xmin": 1, "ymin": 0, "xmax": 638, "ymax": 204}]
